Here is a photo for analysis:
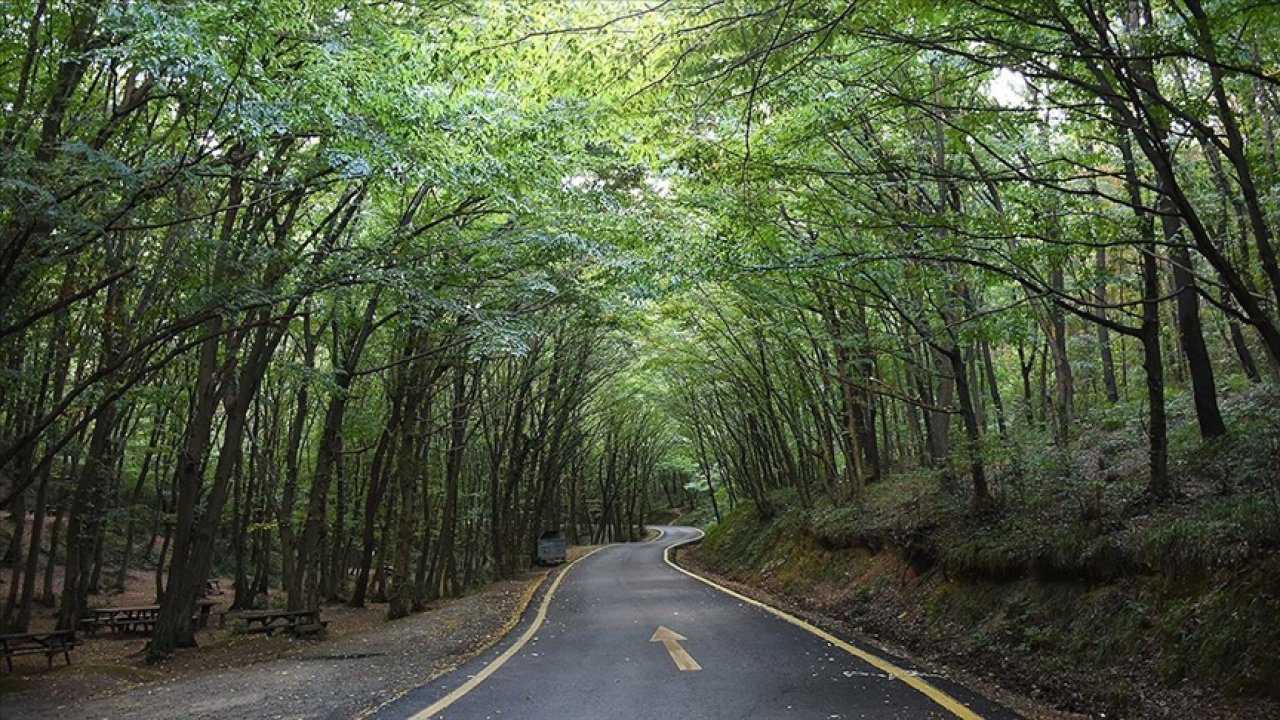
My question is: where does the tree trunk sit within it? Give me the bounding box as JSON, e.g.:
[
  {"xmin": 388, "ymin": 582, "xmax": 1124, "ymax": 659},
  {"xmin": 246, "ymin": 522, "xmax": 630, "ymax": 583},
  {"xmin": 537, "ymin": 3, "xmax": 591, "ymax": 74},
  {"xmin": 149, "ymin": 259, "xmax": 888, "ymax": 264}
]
[
  {"xmin": 13, "ymin": 468, "xmax": 50, "ymax": 630},
  {"xmin": 1095, "ymin": 247, "xmax": 1120, "ymax": 404},
  {"xmin": 1048, "ymin": 268, "xmax": 1073, "ymax": 445},
  {"xmin": 41, "ymin": 505, "xmax": 63, "ymax": 607},
  {"xmin": 1160, "ymin": 196, "xmax": 1225, "ymax": 438}
]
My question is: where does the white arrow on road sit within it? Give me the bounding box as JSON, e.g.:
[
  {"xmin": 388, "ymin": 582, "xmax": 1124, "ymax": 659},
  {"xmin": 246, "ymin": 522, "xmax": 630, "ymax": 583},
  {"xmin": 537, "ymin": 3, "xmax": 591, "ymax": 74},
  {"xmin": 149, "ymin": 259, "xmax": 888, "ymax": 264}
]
[{"xmin": 650, "ymin": 626, "xmax": 702, "ymax": 671}]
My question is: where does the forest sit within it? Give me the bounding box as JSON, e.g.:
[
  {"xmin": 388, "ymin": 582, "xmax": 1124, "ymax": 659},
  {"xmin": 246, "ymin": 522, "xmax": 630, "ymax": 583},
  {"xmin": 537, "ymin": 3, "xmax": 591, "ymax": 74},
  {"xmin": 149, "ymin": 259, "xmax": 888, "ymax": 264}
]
[{"xmin": 1, "ymin": 0, "xmax": 1278, "ymax": 707}]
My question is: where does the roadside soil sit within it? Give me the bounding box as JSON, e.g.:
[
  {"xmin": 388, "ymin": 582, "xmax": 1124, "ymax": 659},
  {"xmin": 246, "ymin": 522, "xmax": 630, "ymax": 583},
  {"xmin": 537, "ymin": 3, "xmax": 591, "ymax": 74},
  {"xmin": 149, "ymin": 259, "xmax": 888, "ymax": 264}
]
[
  {"xmin": 675, "ymin": 544, "xmax": 1279, "ymax": 720},
  {"xmin": 672, "ymin": 544, "xmax": 1074, "ymax": 720},
  {"xmin": 0, "ymin": 546, "xmax": 602, "ymax": 719}
]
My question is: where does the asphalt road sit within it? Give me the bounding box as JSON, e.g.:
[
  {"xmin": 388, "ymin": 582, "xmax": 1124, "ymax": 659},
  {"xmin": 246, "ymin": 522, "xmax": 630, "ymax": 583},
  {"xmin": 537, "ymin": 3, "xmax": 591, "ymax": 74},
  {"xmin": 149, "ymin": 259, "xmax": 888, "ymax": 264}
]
[{"xmin": 377, "ymin": 526, "xmax": 1019, "ymax": 720}]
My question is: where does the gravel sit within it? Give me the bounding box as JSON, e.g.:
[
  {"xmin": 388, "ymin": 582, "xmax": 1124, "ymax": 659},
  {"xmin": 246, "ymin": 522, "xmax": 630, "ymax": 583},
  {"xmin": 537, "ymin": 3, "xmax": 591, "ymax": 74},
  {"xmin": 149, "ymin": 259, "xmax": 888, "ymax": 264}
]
[{"xmin": 1, "ymin": 573, "xmax": 546, "ymax": 720}]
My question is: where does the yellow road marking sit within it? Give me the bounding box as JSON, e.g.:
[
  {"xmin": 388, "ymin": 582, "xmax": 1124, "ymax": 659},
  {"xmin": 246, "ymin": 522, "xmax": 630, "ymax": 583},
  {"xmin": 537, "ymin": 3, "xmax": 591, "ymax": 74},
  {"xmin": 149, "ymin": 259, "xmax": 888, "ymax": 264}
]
[
  {"xmin": 663, "ymin": 530, "xmax": 985, "ymax": 720},
  {"xmin": 408, "ymin": 545, "xmax": 611, "ymax": 720},
  {"xmin": 650, "ymin": 625, "xmax": 702, "ymax": 671}
]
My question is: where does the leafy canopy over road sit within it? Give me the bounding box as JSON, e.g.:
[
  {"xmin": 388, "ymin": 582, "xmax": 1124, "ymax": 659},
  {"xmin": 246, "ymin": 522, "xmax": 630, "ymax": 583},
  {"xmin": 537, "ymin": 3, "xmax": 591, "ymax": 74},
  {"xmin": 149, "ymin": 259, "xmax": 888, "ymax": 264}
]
[{"xmin": 1, "ymin": 0, "xmax": 1277, "ymax": 674}]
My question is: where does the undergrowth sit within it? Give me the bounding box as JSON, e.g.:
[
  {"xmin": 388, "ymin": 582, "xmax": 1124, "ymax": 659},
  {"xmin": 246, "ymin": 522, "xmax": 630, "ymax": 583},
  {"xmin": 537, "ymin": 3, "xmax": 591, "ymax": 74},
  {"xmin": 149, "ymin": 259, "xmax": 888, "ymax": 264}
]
[{"xmin": 692, "ymin": 382, "xmax": 1280, "ymax": 714}]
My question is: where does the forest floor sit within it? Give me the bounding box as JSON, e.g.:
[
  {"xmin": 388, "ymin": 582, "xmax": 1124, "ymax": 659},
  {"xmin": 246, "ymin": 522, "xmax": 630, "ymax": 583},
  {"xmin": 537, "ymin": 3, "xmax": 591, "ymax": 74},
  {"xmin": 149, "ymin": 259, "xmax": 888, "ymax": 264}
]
[{"xmin": 0, "ymin": 546, "xmax": 601, "ymax": 719}]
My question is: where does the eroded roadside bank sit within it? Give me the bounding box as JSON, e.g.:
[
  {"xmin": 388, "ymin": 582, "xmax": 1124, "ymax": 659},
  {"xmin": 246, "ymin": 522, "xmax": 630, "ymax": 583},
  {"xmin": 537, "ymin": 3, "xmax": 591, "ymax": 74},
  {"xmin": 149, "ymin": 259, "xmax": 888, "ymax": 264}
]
[{"xmin": 673, "ymin": 505, "xmax": 1280, "ymax": 720}]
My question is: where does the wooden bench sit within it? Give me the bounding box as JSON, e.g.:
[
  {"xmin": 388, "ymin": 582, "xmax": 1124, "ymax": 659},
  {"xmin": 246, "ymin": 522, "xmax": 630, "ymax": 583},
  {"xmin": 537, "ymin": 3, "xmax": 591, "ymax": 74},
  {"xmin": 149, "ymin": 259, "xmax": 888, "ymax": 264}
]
[
  {"xmin": 0, "ymin": 630, "xmax": 76, "ymax": 672},
  {"xmin": 239, "ymin": 609, "xmax": 328, "ymax": 636}
]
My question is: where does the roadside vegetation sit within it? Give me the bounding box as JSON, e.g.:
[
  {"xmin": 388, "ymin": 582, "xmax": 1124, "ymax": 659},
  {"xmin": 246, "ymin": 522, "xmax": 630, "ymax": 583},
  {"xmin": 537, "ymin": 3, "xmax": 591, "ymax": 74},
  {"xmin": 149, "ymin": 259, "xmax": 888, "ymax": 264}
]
[{"xmin": 684, "ymin": 383, "xmax": 1280, "ymax": 718}]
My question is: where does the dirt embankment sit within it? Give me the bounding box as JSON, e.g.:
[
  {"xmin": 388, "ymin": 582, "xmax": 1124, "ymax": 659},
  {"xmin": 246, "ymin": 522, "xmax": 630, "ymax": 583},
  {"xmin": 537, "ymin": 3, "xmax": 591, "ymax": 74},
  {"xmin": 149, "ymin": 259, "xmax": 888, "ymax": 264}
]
[{"xmin": 680, "ymin": 505, "xmax": 1280, "ymax": 720}]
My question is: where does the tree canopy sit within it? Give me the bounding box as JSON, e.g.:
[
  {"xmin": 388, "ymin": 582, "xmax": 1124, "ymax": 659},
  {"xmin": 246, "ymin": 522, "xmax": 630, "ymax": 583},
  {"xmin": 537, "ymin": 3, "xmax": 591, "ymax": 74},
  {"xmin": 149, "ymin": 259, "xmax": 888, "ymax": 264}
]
[{"xmin": 1, "ymin": 0, "xmax": 1277, "ymax": 663}]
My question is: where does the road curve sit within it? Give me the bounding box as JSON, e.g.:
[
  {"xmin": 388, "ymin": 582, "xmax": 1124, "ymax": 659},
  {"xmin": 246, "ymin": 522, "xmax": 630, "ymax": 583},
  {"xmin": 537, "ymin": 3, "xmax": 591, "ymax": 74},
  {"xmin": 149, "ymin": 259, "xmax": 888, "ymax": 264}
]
[{"xmin": 376, "ymin": 526, "xmax": 1019, "ymax": 720}]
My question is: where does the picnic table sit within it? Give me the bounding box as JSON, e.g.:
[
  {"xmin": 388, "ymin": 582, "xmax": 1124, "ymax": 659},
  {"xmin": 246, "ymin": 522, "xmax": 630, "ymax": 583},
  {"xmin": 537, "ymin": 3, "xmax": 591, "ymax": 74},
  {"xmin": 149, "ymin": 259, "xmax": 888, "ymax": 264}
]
[
  {"xmin": 0, "ymin": 630, "xmax": 76, "ymax": 672},
  {"xmin": 239, "ymin": 609, "xmax": 328, "ymax": 636},
  {"xmin": 88, "ymin": 604, "xmax": 159, "ymax": 634},
  {"xmin": 83, "ymin": 598, "xmax": 219, "ymax": 635},
  {"xmin": 193, "ymin": 598, "xmax": 218, "ymax": 628}
]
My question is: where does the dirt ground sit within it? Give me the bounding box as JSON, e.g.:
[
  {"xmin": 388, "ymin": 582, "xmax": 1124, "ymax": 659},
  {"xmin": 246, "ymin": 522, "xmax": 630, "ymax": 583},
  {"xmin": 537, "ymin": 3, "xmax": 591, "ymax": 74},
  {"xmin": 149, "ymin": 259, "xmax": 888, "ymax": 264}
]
[
  {"xmin": 675, "ymin": 545, "xmax": 1280, "ymax": 720},
  {"xmin": 0, "ymin": 547, "xmax": 603, "ymax": 719}
]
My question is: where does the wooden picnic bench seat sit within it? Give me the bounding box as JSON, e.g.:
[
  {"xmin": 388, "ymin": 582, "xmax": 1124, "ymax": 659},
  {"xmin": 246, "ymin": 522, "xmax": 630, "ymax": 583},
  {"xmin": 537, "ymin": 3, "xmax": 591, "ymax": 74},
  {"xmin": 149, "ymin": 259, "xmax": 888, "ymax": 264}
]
[
  {"xmin": 239, "ymin": 609, "xmax": 328, "ymax": 637},
  {"xmin": 0, "ymin": 630, "xmax": 76, "ymax": 672}
]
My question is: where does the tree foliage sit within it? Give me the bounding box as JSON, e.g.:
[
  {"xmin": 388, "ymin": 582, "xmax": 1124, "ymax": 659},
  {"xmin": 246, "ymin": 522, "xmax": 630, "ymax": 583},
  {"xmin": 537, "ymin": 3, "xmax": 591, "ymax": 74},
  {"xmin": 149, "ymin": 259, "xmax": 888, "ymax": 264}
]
[{"xmin": 1, "ymin": 0, "xmax": 1277, "ymax": 676}]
